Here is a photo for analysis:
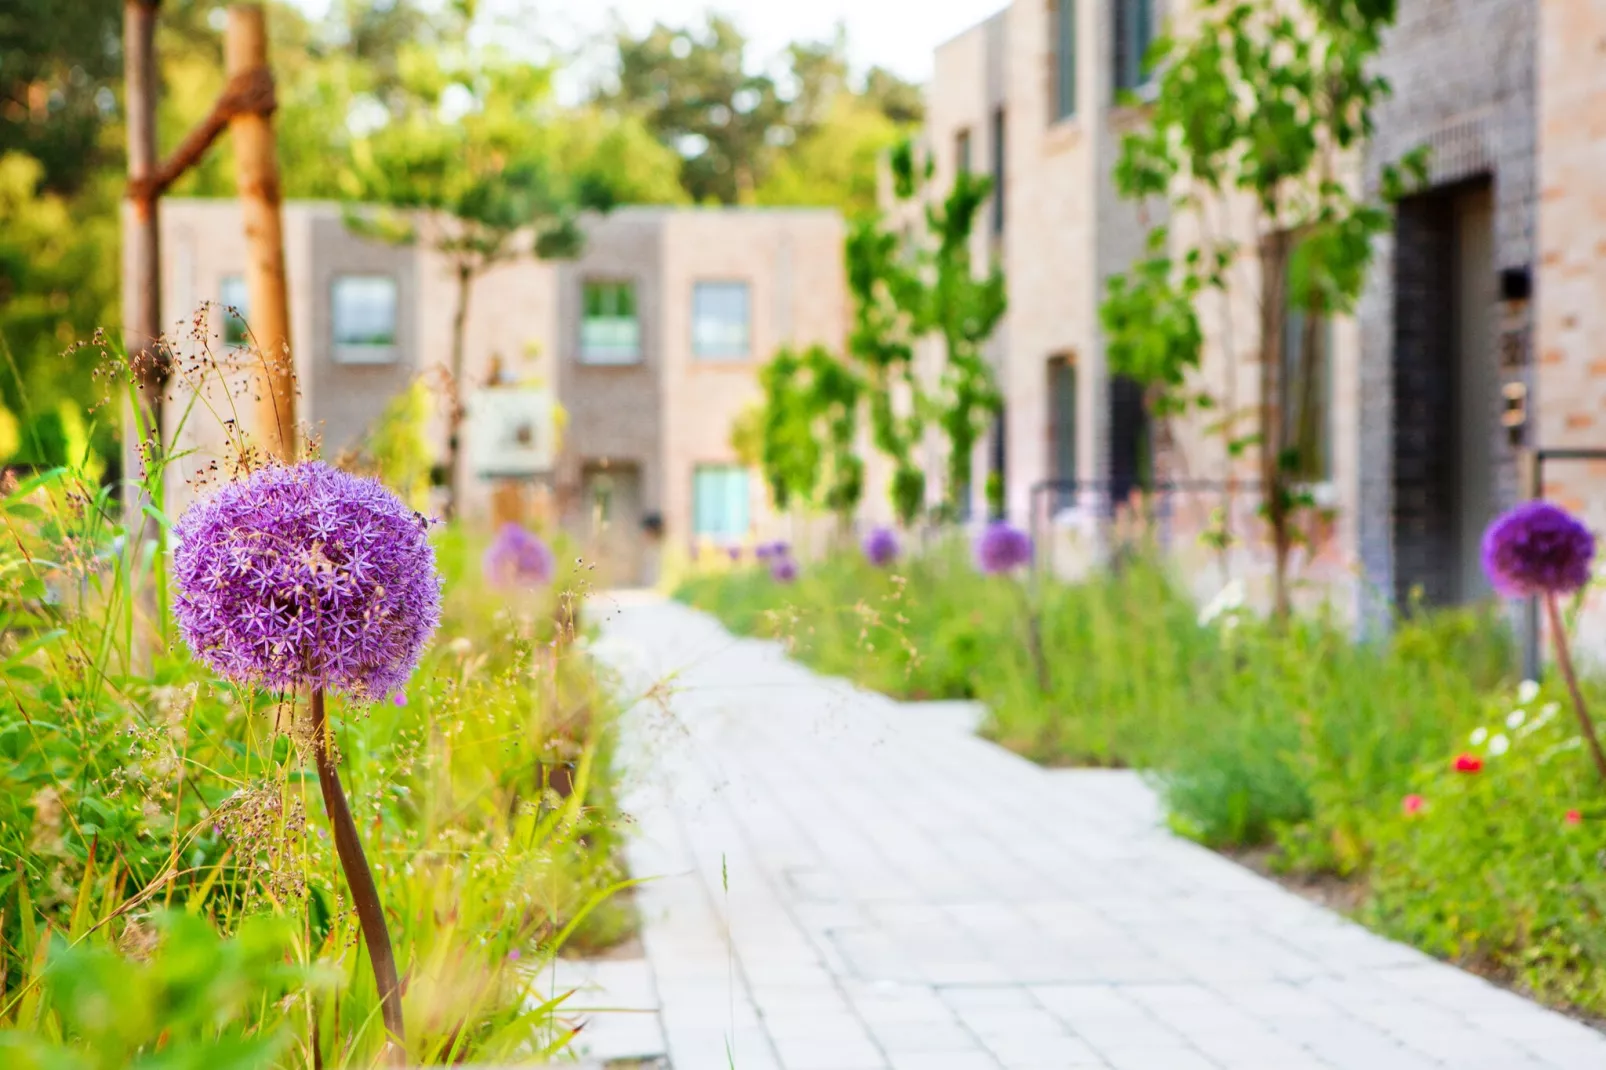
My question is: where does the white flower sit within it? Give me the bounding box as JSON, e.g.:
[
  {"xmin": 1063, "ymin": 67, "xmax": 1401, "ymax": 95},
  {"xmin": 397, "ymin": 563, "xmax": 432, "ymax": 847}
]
[
  {"xmin": 1470, "ymin": 727, "xmax": 1489, "ymax": 746},
  {"xmin": 1518, "ymin": 679, "xmax": 1541, "ymax": 705},
  {"xmin": 448, "ymin": 637, "xmax": 473, "ymax": 656},
  {"xmin": 1487, "ymin": 733, "xmax": 1510, "ymax": 757},
  {"xmin": 1506, "ymin": 709, "xmax": 1527, "ymax": 730},
  {"xmin": 1198, "ymin": 579, "xmax": 1246, "ymax": 627}
]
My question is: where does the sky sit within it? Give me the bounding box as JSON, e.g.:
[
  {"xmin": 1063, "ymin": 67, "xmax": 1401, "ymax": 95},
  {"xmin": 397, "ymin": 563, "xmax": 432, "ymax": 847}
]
[{"xmin": 282, "ymin": 0, "xmax": 1008, "ymax": 86}]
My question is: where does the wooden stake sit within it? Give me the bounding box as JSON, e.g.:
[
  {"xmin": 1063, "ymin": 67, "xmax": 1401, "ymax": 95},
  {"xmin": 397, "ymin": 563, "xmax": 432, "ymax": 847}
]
[
  {"xmin": 225, "ymin": 4, "xmax": 296, "ymax": 462},
  {"xmin": 122, "ymin": 0, "xmax": 165, "ymax": 502}
]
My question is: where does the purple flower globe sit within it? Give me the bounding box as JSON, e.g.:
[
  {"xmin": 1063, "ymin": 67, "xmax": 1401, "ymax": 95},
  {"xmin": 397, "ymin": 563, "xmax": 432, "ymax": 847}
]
[
  {"xmin": 172, "ymin": 462, "xmax": 441, "ymax": 700},
  {"xmin": 755, "ymin": 542, "xmax": 776, "ymax": 561},
  {"xmin": 1482, "ymin": 501, "xmax": 1596, "ymax": 597},
  {"xmin": 483, "ymin": 523, "xmax": 555, "ymax": 588},
  {"xmin": 770, "ymin": 556, "xmax": 799, "ymax": 583},
  {"xmin": 974, "ymin": 520, "xmax": 1032, "ymax": 575},
  {"xmin": 727, "ymin": 545, "xmax": 743, "ymax": 563},
  {"xmin": 863, "ymin": 526, "xmax": 899, "ymax": 568}
]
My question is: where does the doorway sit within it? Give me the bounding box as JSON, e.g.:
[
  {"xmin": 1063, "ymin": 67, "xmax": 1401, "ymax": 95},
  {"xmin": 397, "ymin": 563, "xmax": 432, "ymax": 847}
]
[
  {"xmin": 1391, "ymin": 179, "xmax": 1496, "ymax": 608},
  {"xmin": 581, "ymin": 461, "xmax": 643, "ymax": 588}
]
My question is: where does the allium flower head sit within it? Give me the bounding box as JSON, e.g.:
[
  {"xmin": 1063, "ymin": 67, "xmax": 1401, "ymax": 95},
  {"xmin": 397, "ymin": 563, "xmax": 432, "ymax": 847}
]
[
  {"xmin": 1482, "ymin": 501, "xmax": 1595, "ymax": 597},
  {"xmin": 483, "ymin": 523, "xmax": 555, "ymax": 588},
  {"xmin": 771, "ymin": 556, "xmax": 798, "ymax": 583},
  {"xmin": 973, "ymin": 521, "xmax": 1032, "ymax": 575},
  {"xmin": 863, "ymin": 526, "xmax": 899, "ymax": 568},
  {"xmin": 172, "ymin": 462, "xmax": 441, "ymax": 700},
  {"xmin": 727, "ymin": 545, "xmax": 743, "ymax": 563}
]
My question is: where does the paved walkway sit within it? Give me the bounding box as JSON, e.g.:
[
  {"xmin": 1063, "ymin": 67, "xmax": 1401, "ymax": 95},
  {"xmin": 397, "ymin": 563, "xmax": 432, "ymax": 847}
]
[{"xmin": 571, "ymin": 593, "xmax": 1606, "ymax": 1070}]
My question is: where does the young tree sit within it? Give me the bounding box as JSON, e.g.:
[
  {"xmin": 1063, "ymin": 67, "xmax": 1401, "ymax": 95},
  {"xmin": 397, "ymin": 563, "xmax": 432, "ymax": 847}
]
[
  {"xmin": 1100, "ymin": 0, "xmax": 1424, "ymax": 617},
  {"xmin": 343, "ymin": 47, "xmax": 620, "ymax": 518}
]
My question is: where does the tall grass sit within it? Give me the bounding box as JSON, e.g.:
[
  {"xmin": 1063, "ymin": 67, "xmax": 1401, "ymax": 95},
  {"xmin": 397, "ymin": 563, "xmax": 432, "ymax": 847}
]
[{"xmin": 0, "ymin": 340, "xmax": 630, "ymax": 1065}]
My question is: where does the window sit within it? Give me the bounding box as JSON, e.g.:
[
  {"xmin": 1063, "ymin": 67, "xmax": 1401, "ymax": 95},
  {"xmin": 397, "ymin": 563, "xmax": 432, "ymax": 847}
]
[
  {"xmin": 988, "ymin": 404, "xmax": 1008, "ymax": 519},
  {"xmin": 990, "ymin": 107, "xmax": 1007, "ymax": 235},
  {"xmin": 1053, "ymin": 0, "xmax": 1077, "ymax": 120},
  {"xmin": 332, "ymin": 275, "xmax": 399, "ymax": 363},
  {"xmin": 1113, "ymin": 0, "xmax": 1154, "ymax": 95},
  {"xmin": 693, "ymin": 465, "xmax": 750, "ymax": 541},
  {"xmin": 581, "ymin": 280, "xmax": 640, "ymax": 364},
  {"xmin": 1281, "ymin": 253, "xmax": 1334, "ymax": 484},
  {"xmin": 1108, "ymin": 373, "xmax": 1152, "ymax": 511},
  {"xmin": 219, "ymin": 274, "xmax": 249, "ymax": 348},
  {"xmin": 955, "ymin": 127, "xmax": 972, "ymax": 175},
  {"xmin": 1048, "ymin": 355, "xmax": 1077, "ymax": 483},
  {"xmin": 692, "ymin": 281, "xmax": 751, "ymax": 360}
]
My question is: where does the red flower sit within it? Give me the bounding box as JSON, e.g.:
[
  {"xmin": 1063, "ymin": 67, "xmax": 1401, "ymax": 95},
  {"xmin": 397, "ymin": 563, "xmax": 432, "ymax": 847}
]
[
  {"xmin": 1453, "ymin": 753, "xmax": 1483, "ymax": 773},
  {"xmin": 1566, "ymin": 809, "xmax": 1583, "ymax": 826},
  {"xmin": 1402, "ymin": 794, "xmax": 1425, "ymax": 816}
]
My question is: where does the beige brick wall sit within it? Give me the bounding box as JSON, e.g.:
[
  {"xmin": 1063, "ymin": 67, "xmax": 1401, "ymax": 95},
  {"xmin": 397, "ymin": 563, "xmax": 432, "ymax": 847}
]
[
  {"xmin": 1535, "ymin": 0, "xmax": 1606, "ymax": 654},
  {"xmin": 659, "ymin": 210, "xmax": 848, "ymax": 549}
]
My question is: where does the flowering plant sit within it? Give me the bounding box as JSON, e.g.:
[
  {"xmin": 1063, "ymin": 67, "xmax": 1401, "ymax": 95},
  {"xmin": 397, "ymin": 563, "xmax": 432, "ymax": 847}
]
[
  {"xmin": 1482, "ymin": 501, "xmax": 1606, "ymax": 783},
  {"xmin": 172, "ymin": 461, "xmax": 440, "ymax": 1060},
  {"xmin": 482, "ymin": 522, "xmax": 555, "ymax": 588},
  {"xmin": 863, "ymin": 526, "xmax": 899, "ymax": 568}
]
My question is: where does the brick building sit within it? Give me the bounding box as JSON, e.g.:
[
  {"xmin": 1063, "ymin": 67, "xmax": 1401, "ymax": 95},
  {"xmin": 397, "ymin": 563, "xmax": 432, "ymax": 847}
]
[
  {"xmin": 914, "ymin": 0, "xmax": 1603, "ymax": 634},
  {"xmin": 156, "ymin": 201, "xmax": 846, "ymax": 584}
]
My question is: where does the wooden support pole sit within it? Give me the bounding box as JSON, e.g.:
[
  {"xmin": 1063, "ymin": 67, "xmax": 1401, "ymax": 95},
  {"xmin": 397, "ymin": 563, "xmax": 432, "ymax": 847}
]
[
  {"xmin": 122, "ymin": 0, "xmax": 165, "ymax": 501},
  {"xmin": 225, "ymin": 4, "xmax": 296, "ymax": 462}
]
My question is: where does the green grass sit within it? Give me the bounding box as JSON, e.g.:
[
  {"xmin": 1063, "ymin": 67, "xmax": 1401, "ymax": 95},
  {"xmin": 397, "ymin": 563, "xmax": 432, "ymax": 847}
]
[
  {"xmin": 0, "ymin": 371, "xmax": 632, "ymax": 1064},
  {"xmin": 677, "ymin": 542, "xmax": 1606, "ymax": 1018}
]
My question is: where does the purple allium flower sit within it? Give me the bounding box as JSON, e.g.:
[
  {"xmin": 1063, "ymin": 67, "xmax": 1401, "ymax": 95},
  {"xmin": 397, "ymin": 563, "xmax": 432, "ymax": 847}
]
[
  {"xmin": 727, "ymin": 545, "xmax": 743, "ymax": 563},
  {"xmin": 863, "ymin": 526, "xmax": 899, "ymax": 568},
  {"xmin": 755, "ymin": 542, "xmax": 776, "ymax": 561},
  {"xmin": 973, "ymin": 520, "xmax": 1033, "ymax": 575},
  {"xmin": 172, "ymin": 461, "xmax": 441, "ymax": 700},
  {"xmin": 770, "ymin": 556, "xmax": 799, "ymax": 583},
  {"xmin": 770, "ymin": 540, "xmax": 791, "ymax": 559},
  {"xmin": 483, "ymin": 523, "xmax": 555, "ymax": 588},
  {"xmin": 1482, "ymin": 501, "xmax": 1596, "ymax": 597}
]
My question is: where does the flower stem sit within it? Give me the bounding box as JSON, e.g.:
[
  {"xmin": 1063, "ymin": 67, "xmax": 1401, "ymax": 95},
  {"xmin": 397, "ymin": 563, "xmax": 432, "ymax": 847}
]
[
  {"xmin": 310, "ymin": 689, "xmax": 406, "ymax": 1064},
  {"xmin": 1543, "ymin": 593, "xmax": 1606, "ymax": 783},
  {"xmin": 1012, "ymin": 575, "xmax": 1052, "ymax": 694}
]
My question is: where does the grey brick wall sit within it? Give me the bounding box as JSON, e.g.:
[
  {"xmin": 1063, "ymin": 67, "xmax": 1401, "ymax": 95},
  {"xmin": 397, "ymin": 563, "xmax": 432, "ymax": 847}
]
[{"xmin": 1355, "ymin": 0, "xmax": 1536, "ymax": 626}]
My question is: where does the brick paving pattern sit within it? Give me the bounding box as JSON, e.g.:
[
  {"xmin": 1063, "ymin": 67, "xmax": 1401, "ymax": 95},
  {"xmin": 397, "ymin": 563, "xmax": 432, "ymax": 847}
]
[{"xmin": 582, "ymin": 594, "xmax": 1606, "ymax": 1070}]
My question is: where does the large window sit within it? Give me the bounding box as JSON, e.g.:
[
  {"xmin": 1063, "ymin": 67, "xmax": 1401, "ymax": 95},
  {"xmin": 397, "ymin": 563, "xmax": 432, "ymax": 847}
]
[
  {"xmin": 332, "ymin": 275, "xmax": 399, "ymax": 363},
  {"xmin": 692, "ymin": 465, "xmax": 750, "ymax": 541},
  {"xmin": 990, "ymin": 107, "xmax": 1006, "ymax": 235},
  {"xmin": 1113, "ymin": 0, "xmax": 1154, "ymax": 95},
  {"xmin": 219, "ymin": 274, "xmax": 249, "ymax": 348},
  {"xmin": 1281, "ymin": 251, "xmax": 1334, "ymax": 485},
  {"xmin": 580, "ymin": 280, "xmax": 640, "ymax": 364},
  {"xmin": 1053, "ymin": 0, "xmax": 1077, "ymax": 120},
  {"xmin": 692, "ymin": 281, "xmax": 751, "ymax": 360},
  {"xmin": 1048, "ymin": 355, "xmax": 1077, "ymax": 484}
]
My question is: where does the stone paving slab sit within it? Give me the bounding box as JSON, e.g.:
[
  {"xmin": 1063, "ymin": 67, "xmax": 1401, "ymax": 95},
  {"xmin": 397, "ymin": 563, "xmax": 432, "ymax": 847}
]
[{"xmin": 585, "ymin": 593, "xmax": 1606, "ymax": 1070}]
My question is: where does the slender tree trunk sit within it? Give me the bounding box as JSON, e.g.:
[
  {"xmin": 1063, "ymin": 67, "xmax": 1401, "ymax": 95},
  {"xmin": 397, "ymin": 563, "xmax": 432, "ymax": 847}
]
[
  {"xmin": 310, "ymin": 690, "xmax": 406, "ymax": 1064},
  {"xmin": 444, "ymin": 264, "xmax": 473, "ymax": 520},
  {"xmin": 225, "ymin": 4, "xmax": 295, "ymax": 462},
  {"xmin": 122, "ymin": 0, "xmax": 166, "ymax": 525},
  {"xmin": 1259, "ymin": 231, "xmax": 1292, "ymax": 621}
]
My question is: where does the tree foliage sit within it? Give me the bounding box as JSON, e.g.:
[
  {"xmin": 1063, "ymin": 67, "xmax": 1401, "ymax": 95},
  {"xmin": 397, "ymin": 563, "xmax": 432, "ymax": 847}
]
[{"xmin": 1099, "ymin": 0, "xmax": 1426, "ymax": 615}]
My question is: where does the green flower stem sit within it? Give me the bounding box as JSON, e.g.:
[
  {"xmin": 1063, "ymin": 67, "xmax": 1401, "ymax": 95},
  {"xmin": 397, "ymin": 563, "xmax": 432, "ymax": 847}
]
[
  {"xmin": 1543, "ymin": 592, "xmax": 1606, "ymax": 783},
  {"xmin": 310, "ymin": 689, "xmax": 406, "ymax": 1063},
  {"xmin": 1012, "ymin": 575, "xmax": 1052, "ymax": 695}
]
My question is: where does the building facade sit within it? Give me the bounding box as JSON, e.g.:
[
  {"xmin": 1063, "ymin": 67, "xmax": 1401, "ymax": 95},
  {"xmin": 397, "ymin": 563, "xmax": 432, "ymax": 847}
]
[
  {"xmin": 157, "ymin": 201, "xmax": 846, "ymax": 584},
  {"xmin": 917, "ymin": 0, "xmax": 1605, "ymax": 632}
]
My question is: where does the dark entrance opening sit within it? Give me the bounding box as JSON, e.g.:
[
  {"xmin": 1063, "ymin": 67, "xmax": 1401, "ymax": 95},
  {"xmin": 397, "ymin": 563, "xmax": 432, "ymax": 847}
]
[
  {"xmin": 1391, "ymin": 178, "xmax": 1496, "ymax": 609},
  {"xmin": 1107, "ymin": 372, "xmax": 1151, "ymax": 513}
]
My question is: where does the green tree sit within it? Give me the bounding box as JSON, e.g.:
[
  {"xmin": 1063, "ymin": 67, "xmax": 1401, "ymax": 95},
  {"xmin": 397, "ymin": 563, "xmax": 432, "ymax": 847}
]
[
  {"xmin": 341, "ymin": 44, "xmax": 616, "ymax": 517},
  {"xmin": 601, "ymin": 15, "xmax": 793, "ymax": 205},
  {"xmin": 1099, "ymin": 0, "xmax": 1424, "ymax": 617}
]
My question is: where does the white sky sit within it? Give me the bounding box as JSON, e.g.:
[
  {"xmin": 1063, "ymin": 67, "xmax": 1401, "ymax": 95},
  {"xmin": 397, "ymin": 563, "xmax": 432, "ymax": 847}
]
[{"xmin": 282, "ymin": 0, "xmax": 1007, "ymax": 86}]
